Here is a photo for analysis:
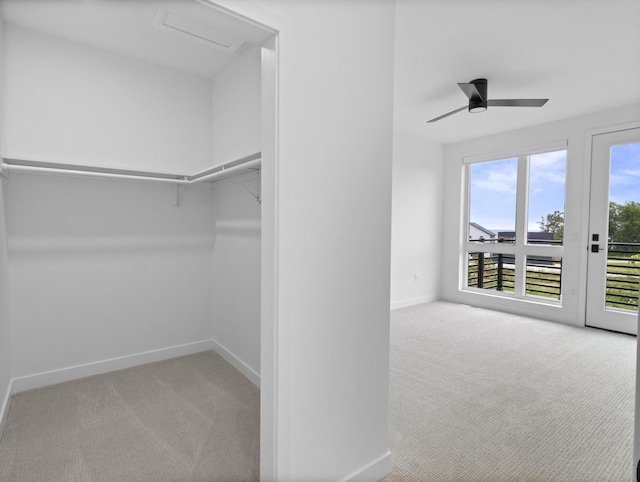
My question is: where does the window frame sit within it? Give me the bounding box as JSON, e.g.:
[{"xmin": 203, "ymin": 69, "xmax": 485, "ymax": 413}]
[{"xmin": 461, "ymin": 141, "xmax": 567, "ymax": 303}]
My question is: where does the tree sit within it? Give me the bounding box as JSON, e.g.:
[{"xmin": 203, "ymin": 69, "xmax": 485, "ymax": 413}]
[
  {"xmin": 539, "ymin": 202, "xmax": 640, "ymax": 244},
  {"xmin": 609, "ymin": 201, "xmax": 640, "ymax": 243},
  {"xmin": 538, "ymin": 210, "xmax": 564, "ymax": 240}
]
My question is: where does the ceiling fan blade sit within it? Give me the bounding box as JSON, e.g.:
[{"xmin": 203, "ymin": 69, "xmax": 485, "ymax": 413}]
[
  {"xmin": 457, "ymin": 82, "xmax": 482, "ymax": 101},
  {"xmin": 487, "ymin": 99, "xmax": 549, "ymax": 107},
  {"xmin": 426, "ymin": 105, "xmax": 468, "ymax": 123}
]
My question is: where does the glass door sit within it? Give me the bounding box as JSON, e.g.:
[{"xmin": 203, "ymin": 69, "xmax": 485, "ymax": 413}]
[{"xmin": 586, "ymin": 128, "xmax": 640, "ymax": 334}]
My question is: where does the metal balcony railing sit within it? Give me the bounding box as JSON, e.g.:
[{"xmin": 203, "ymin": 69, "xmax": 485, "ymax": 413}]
[
  {"xmin": 467, "ymin": 241, "xmax": 640, "ymax": 310},
  {"xmin": 468, "ymin": 237, "xmax": 563, "ymax": 246},
  {"xmin": 468, "ymin": 252, "xmax": 561, "ymax": 300},
  {"xmin": 606, "ymin": 242, "xmax": 640, "ymax": 310},
  {"xmin": 468, "ymin": 252, "xmax": 515, "ymax": 292}
]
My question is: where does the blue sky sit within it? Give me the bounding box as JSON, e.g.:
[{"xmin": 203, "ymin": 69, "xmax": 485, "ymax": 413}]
[
  {"xmin": 469, "ymin": 150, "xmax": 567, "ymax": 234},
  {"xmin": 469, "ymin": 157, "xmax": 518, "ymax": 233},
  {"xmin": 610, "ymin": 142, "xmax": 640, "ymax": 205},
  {"xmin": 469, "ymin": 144, "xmax": 640, "ymax": 235}
]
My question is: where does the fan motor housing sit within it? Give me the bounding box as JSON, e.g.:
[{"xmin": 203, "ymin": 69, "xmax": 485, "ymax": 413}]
[{"xmin": 468, "ymin": 78, "xmax": 487, "ymax": 113}]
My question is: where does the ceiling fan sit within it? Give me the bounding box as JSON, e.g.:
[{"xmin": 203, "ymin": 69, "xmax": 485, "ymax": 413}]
[{"xmin": 427, "ymin": 78, "xmax": 548, "ymax": 123}]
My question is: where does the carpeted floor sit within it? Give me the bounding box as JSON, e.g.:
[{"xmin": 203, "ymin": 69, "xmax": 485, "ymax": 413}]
[
  {"xmin": 0, "ymin": 303, "xmax": 635, "ymax": 481},
  {"xmin": 0, "ymin": 351, "xmax": 259, "ymax": 482},
  {"xmin": 383, "ymin": 301, "xmax": 636, "ymax": 482}
]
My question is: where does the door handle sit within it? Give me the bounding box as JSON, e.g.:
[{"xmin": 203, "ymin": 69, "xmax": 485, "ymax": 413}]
[{"xmin": 591, "ymin": 244, "xmax": 605, "ymax": 253}]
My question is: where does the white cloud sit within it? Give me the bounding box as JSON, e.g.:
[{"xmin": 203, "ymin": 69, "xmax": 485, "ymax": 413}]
[
  {"xmin": 471, "ymin": 160, "xmax": 517, "ymax": 194},
  {"xmin": 610, "ymin": 169, "xmax": 640, "ymax": 186},
  {"xmin": 529, "ymin": 150, "xmax": 566, "ymax": 187}
]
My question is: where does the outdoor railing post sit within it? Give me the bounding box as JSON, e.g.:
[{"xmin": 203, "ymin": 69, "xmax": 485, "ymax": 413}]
[
  {"xmin": 478, "ymin": 252, "xmax": 484, "ymax": 288},
  {"xmin": 497, "ymin": 253, "xmax": 503, "ymax": 291},
  {"xmin": 558, "ymin": 257, "xmax": 562, "ymax": 299}
]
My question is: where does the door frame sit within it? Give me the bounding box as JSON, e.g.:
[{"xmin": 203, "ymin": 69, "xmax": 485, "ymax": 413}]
[
  {"xmin": 200, "ymin": 1, "xmax": 285, "ymax": 479},
  {"xmin": 582, "ymin": 121, "xmax": 640, "ymax": 334}
]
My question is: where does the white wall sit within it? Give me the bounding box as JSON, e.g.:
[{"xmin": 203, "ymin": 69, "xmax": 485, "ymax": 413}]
[
  {"xmin": 206, "ymin": 42, "xmax": 262, "ymax": 385},
  {"xmin": 6, "ymin": 173, "xmax": 215, "ymax": 386},
  {"xmin": 278, "ymin": 4, "xmax": 395, "ymax": 478},
  {"xmin": 210, "ymin": 174, "xmax": 261, "ymax": 384},
  {"xmin": 3, "ymin": 3, "xmax": 395, "ymax": 480},
  {"xmin": 0, "ymin": 175, "xmax": 10, "ymax": 430},
  {"xmin": 441, "ymin": 104, "xmax": 640, "ymax": 326},
  {"xmin": 0, "ymin": 176, "xmax": 9, "ymax": 430},
  {"xmin": 210, "ymin": 44, "xmax": 261, "ymax": 165},
  {"xmin": 2, "ymin": 24, "xmax": 213, "ymax": 173},
  {"xmin": 391, "ymin": 132, "xmax": 444, "ymax": 310},
  {"xmin": 0, "ymin": 17, "xmax": 11, "ymax": 433},
  {"xmin": 215, "ymin": 1, "xmax": 397, "ymax": 480}
]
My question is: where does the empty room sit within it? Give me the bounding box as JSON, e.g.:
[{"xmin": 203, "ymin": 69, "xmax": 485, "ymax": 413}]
[
  {"xmin": 389, "ymin": 1, "xmax": 639, "ymax": 480},
  {"xmin": 0, "ymin": 1, "xmax": 639, "ymax": 482}
]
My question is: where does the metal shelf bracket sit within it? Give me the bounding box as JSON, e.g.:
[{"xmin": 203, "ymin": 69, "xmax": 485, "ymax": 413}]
[{"xmin": 175, "ymin": 182, "xmax": 186, "ymax": 207}]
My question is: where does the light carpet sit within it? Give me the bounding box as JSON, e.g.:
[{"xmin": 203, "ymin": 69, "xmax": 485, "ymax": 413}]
[
  {"xmin": 0, "ymin": 351, "xmax": 259, "ymax": 482},
  {"xmin": 383, "ymin": 301, "xmax": 636, "ymax": 482}
]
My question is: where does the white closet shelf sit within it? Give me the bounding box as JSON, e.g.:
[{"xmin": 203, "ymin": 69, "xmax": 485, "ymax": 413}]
[{"xmin": 0, "ymin": 152, "xmax": 261, "ymax": 185}]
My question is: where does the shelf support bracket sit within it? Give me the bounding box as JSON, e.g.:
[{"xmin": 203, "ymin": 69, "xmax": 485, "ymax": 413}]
[
  {"xmin": 241, "ymin": 169, "xmax": 261, "ymax": 204},
  {"xmin": 257, "ymin": 168, "xmax": 261, "ymax": 204},
  {"xmin": 174, "ymin": 181, "xmax": 186, "ymax": 207}
]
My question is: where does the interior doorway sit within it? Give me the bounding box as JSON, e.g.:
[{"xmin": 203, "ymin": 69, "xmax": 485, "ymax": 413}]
[{"xmin": 586, "ymin": 127, "xmax": 640, "ymax": 335}]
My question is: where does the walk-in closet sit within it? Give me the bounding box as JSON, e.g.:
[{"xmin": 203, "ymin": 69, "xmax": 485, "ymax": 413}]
[{"xmin": 0, "ymin": 1, "xmax": 271, "ymax": 479}]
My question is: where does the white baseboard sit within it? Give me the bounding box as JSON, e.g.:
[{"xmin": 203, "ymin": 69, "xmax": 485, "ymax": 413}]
[
  {"xmin": 390, "ymin": 295, "xmax": 436, "ymax": 311},
  {"xmin": 210, "ymin": 337, "xmax": 260, "ymax": 388},
  {"xmin": 340, "ymin": 451, "xmax": 392, "ymax": 482},
  {"xmin": 0, "ymin": 378, "xmax": 13, "ymax": 438},
  {"xmin": 11, "ymin": 340, "xmax": 215, "ymax": 394},
  {"xmin": 4, "ymin": 338, "xmax": 259, "ymax": 437}
]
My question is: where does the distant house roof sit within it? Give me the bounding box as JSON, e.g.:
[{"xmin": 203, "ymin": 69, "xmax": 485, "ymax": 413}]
[
  {"xmin": 470, "ymin": 222, "xmax": 496, "ymax": 237},
  {"xmin": 498, "ymin": 231, "xmax": 554, "ymax": 240}
]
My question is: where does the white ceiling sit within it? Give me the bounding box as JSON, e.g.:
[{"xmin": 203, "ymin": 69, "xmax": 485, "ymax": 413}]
[
  {"xmin": 0, "ymin": 0, "xmax": 274, "ymax": 79},
  {"xmin": 394, "ymin": 0, "xmax": 640, "ymax": 145},
  {"xmin": 2, "ymin": 1, "xmax": 638, "ymax": 146}
]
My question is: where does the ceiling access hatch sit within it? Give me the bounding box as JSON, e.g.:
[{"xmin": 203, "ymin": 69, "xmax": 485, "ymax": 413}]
[{"xmin": 153, "ymin": 10, "xmax": 244, "ymax": 53}]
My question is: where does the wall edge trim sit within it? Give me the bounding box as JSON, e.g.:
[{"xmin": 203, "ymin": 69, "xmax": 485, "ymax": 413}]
[
  {"xmin": 10, "ymin": 339, "xmax": 215, "ymax": 393},
  {"xmin": 0, "ymin": 378, "xmax": 13, "ymax": 438},
  {"xmin": 390, "ymin": 295, "xmax": 437, "ymax": 311},
  {"xmin": 340, "ymin": 451, "xmax": 392, "ymax": 482},
  {"xmin": 210, "ymin": 337, "xmax": 261, "ymax": 388}
]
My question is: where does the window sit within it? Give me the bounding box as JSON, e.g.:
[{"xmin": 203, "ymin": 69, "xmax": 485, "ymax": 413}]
[{"xmin": 464, "ymin": 144, "xmax": 567, "ymax": 302}]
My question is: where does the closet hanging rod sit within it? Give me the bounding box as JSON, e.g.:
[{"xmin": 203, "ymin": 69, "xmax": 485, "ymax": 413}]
[
  {"xmin": 1, "ymin": 152, "xmax": 261, "ymax": 185},
  {"xmin": 3, "ymin": 164, "xmax": 190, "ymax": 184},
  {"xmin": 2, "ymin": 158, "xmax": 187, "ymax": 180},
  {"xmin": 190, "ymin": 158, "xmax": 261, "ymax": 183},
  {"xmin": 189, "ymin": 152, "xmax": 261, "ymax": 182}
]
